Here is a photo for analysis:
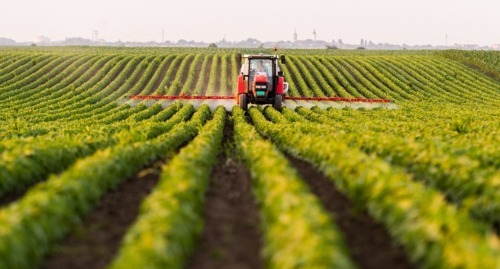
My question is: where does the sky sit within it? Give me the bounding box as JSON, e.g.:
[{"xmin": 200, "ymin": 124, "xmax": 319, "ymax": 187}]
[{"xmin": 0, "ymin": 0, "xmax": 499, "ymax": 46}]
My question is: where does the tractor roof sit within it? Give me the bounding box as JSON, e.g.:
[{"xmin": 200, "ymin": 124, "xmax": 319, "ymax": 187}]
[{"xmin": 243, "ymin": 54, "xmax": 280, "ymax": 60}]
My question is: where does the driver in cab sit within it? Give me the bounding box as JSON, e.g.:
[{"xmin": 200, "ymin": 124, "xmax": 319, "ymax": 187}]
[
  {"xmin": 252, "ymin": 60, "xmax": 271, "ymax": 97},
  {"xmin": 255, "ymin": 60, "xmax": 269, "ymax": 74}
]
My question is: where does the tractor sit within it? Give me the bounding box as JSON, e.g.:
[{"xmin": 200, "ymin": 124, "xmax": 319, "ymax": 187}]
[
  {"xmin": 236, "ymin": 54, "xmax": 288, "ymax": 111},
  {"xmin": 129, "ymin": 50, "xmax": 393, "ymax": 110}
]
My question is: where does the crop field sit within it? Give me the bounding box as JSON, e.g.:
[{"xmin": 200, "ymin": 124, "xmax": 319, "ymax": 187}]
[{"xmin": 0, "ymin": 47, "xmax": 499, "ymax": 269}]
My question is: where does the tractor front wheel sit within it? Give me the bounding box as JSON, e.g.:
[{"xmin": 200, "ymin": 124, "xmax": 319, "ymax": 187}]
[
  {"xmin": 273, "ymin": 94, "xmax": 283, "ymax": 111},
  {"xmin": 239, "ymin": 94, "xmax": 248, "ymax": 111}
]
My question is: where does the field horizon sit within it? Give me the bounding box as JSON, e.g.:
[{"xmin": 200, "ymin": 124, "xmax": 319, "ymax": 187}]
[{"xmin": 0, "ymin": 47, "xmax": 498, "ymax": 269}]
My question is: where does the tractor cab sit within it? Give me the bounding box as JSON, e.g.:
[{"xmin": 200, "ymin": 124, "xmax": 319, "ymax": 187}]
[{"xmin": 236, "ymin": 54, "xmax": 288, "ymax": 111}]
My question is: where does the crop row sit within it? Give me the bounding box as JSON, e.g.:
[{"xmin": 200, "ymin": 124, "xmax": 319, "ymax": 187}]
[
  {"xmin": 233, "ymin": 106, "xmax": 356, "ymax": 268},
  {"xmin": 290, "ymin": 106, "xmax": 499, "ymax": 224},
  {"xmin": 0, "ymin": 104, "xmax": 211, "ymax": 269},
  {"xmin": 437, "ymin": 50, "xmax": 500, "ymax": 80},
  {"xmin": 0, "ymin": 103, "xmax": 193, "ymax": 198},
  {"xmin": 2, "ymin": 50, "xmax": 498, "ymax": 118},
  {"xmin": 109, "ymin": 106, "xmax": 225, "ymax": 268},
  {"xmin": 255, "ymin": 106, "xmax": 499, "ymax": 269}
]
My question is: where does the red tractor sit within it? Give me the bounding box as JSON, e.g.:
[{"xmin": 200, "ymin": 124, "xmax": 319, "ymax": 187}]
[
  {"xmin": 128, "ymin": 51, "xmax": 393, "ymax": 110},
  {"xmin": 236, "ymin": 54, "xmax": 288, "ymax": 111}
]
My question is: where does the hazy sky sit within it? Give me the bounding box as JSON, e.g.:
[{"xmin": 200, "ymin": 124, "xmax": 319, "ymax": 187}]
[{"xmin": 1, "ymin": 0, "xmax": 499, "ymax": 46}]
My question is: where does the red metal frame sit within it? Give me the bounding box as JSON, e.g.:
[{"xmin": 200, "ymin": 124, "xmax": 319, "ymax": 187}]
[
  {"xmin": 285, "ymin": 96, "xmax": 392, "ymax": 103},
  {"xmin": 237, "ymin": 75, "xmax": 245, "ymax": 94},
  {"xmin": 129, "ymin": 95, "xmax": 235, "ymax": 100},
  {"xmin": 276, "ymin": 77, "xmax": 284, "ymax": 94},
  {"xmin": 129, "ymin": 95, "xmax": 392, "ymax": 103},
  {"xmin": 254, "ymin": 74, "xmax": 268, "ymax": 83}
]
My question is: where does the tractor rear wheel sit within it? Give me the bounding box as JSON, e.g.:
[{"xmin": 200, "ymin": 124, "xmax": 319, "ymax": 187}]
[
  {"xmin": 273, "ymin": 94, "xmax": 283, "ymax": 111},
  {"xmin": 239, "ymin": 94, "xmax": 248, "ymax": 111}
]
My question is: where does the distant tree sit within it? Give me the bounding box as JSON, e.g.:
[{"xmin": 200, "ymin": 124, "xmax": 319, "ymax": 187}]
[
  {"xmin": 30, "ymin": 43, "xmax": 37, "ymax": 47},
  {"xmin": 258, "ymin": 43, "xmax": 264, "ymax": 49},
  {"xmin": 326, "ymin": 45, "xmax": 338, "ymax": 50},
  {"xmin": 246, "ymin": 38, "xmax": 259, "ymax": 44},
  {"xmin": 208, "ymin": 43, "xmax": 218, "ymax": 48},
  {"xmin": 356, "ymin": 46, "xmax": 366, "ymax": 50},
  {"xmin": 0, "ymin": 37, "xmax": 16, "ymax": 46}
]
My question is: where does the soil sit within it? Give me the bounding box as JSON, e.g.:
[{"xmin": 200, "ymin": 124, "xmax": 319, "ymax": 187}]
[
  {"xmin": 287, "ymin": 154, "xmax": 416, "ymax": 269},
  {"xmin": 35, "ymin": 117, "xmax": 419, "ymax": 269},
  {"xmin": 335, "ymin": 58, "xmax": 364, "ymax": 85},
  {"xmin": 214, "ymin": 56, "xmax": 222, "ymax": 94},
  {"xmin": 150, "ymin": 55, "xmax": 175, "ymax": 94},
  {"xmin": 128, "ymin": 57, "xmax": 147, "ymax": 90},
  {"xmin": 0, "ymin": 189, "xmax": 25, "ymax": 207},
  {"xmin": 129, "ymin": 60, "xmax": 149, "ymax": 95},
  {"xmin": 131, "ymin": 58, "xmax": 162, "ymax": 95},
  {"xmin": 176, "ymin": 55, "xmax": 195, "ymax": 95},
  {"xmin": 200, "ymin": 56, "xmax": 214, "ymax": 95},
  {"xmin": 225, "ymin": 55, "xmax": 234, "ymax": 96},
  {"xmin": 38, "ymin": 163, "xmax": 162, "ymax": 269},
  {"xmin": 186, "ymin": 117, "xmax": 264, "ymax": 269},
  {"xmin": 192, "ymin": 56, "xmax": 204, "ymax": 93},
  {"xmin": 95, "ymin": 57, "xmax": 128, "ymax": 92}
]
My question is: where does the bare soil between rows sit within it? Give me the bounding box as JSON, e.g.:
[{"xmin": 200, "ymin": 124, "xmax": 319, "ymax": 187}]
[
  {"xmin": 39, "ymin": 117, "xmax": 264, "ymax": 269},
  {"xmin": 287, "ymin": 154, "xmax": 415, "ymax": 269},
  {"xmin": 39, "ymin": 163, "xmax": 162, "ymax": 269},
  {"xmin": 36, "ymin": 116, "xmax": 416, "ymax": 269},
  {"xmin": 186, "ymin": 116, "xmax": 264, "ymax": 269},
  {"xmin": 0, "ymin": 189, "xmax": 25, "ymax": 207}
]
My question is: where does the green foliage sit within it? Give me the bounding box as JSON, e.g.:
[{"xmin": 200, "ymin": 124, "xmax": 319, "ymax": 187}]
[
  {"xmin": 0, "ymin": 105, "xmax": 210, "ymax": 269},
  {"xmin": 109, "ymin": 106, "xmax": 225, "ymax": 269},
  {"xmin": 295, "ymin": 103, "xmax": 500, "ymax": 224},
  {"xmin": 437, "ymin": 50, "xmax": 500, "ymax": 81},
  {"xmin": 0, "ymin": 47, "xmax": 498, "ymax": 269},
  {"xmin": 232, "ymin": 106, "xmax": 356, "ymax": 269},
  {"xmin": 254, "ymin": 106, "xmax": 500, "ymax": 269}
]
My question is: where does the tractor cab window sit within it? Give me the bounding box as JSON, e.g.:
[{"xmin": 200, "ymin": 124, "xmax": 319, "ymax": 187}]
[
  {"xmin": 250, "ymin": 59, "xmax": 272, "ymax": 76},
  {"xmin": 249, "ymin": 59, "xmax": 273, "ymax": 88}
]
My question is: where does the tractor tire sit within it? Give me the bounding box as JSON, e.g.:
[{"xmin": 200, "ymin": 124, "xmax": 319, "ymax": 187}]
[
  {"xmin": 239, "ymin": 94, "xmax": 248, "ymax": 111},
  {"xmin": 273, "ymin": 94, "xmax": 283, "ymax": 111}
]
